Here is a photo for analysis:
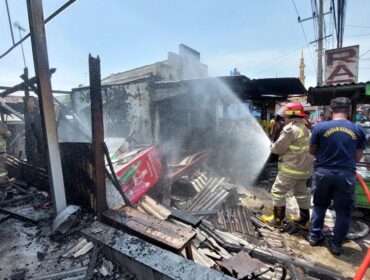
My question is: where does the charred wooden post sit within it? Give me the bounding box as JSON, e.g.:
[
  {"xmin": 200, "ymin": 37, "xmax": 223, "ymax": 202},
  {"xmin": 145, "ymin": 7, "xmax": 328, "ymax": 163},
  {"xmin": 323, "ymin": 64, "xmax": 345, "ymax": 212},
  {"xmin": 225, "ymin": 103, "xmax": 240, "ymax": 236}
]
[
  {"xmin": 21, "ymin": 67, "xmax": 33, "ymax": 164},
  {"xmin": 89, "ymin": 54, "xmax": 108, "ymax": 218},
  {"xmin": 27, "ymin": 0, "xmax": 67, "ymax": 214}
]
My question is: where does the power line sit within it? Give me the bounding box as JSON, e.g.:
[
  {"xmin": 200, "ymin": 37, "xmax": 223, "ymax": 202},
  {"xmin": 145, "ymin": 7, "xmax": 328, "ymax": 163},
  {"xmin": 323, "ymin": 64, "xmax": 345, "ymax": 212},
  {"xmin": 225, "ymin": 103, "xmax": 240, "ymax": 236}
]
[
  {"xmin": 5, "ymin": 0, "xmax": 15, "ymax": 45},
  {"xmin": 345, "ymin": 33, "xmax": 370, "ymax": 38},
  {"xmin": 360, "ymin": 49, "xmax": 370, "ymax": 58},
  {"xmin": 255, "ymin": 45, "xmax": 312, "ymax": 75},
  {"xmin": 328, "ymin": 5, "xmax": 335, "ymax": 48},
  {"xmin": 345, "ymin": 24, "xmax": 370, "ymax": 29},
  {"xmin": 0, "ymin": 0, "xmax": 77, "ymax": 60},
  {"xmin": 311, "ymin": 0, "xmax": 318, "ymax": 41},
  {"xmin": 291, "ymin": 0, "xmax": 317, "ymax": 74},
  {"xmin": 242, "ymin": 43, "xmax": 310, "ymax": 71}
]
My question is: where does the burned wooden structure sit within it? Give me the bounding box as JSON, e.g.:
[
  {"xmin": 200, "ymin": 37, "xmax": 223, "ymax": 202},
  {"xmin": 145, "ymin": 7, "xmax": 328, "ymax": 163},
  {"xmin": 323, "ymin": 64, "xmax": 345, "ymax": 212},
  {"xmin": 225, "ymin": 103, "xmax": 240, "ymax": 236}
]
[{"xmin": 0, "ymin": 1, "xmax": 359, "ymax": 279}]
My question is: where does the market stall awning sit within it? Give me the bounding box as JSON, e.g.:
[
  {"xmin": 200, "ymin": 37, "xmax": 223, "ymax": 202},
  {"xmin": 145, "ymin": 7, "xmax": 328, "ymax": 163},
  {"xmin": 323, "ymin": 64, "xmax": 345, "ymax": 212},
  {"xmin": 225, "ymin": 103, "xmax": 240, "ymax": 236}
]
[
  {"xmin": 152, "ymin": 75, "xmax": 307, "ymax": 102},
  {"xmin": 308, "ymin": 82, "xmax": 370, "ymax": 105}
]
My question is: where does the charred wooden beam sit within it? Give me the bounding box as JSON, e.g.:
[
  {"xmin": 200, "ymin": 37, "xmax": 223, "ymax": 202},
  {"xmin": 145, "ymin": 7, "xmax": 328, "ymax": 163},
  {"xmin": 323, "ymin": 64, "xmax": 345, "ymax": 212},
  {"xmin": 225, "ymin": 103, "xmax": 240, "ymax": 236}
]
[
  {"xmin": 27, "ymin": 0, "xmax": 66, "ymax": 214},
  {"xmin": 89, "ymin": 54, "xmax": 107, "ymax": 218},
  {"xmin": 0, "ymin": 68, "xmax": 56, "ymax": 97}
]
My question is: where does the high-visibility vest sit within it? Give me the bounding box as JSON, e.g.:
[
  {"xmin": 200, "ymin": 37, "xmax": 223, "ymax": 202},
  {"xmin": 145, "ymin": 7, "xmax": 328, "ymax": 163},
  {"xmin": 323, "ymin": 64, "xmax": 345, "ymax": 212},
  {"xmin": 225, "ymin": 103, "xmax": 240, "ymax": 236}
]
[{"xmin": 279, "ymin": 125, "xmax": 311, "ymax": 177}]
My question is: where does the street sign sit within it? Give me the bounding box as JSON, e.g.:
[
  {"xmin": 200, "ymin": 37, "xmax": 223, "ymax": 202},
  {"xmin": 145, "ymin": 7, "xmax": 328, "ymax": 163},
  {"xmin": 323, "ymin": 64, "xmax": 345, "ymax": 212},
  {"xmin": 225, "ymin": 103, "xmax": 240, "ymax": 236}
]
[{"xmin": 325, "ymin": 45, "xmax": 359, "ymax": 86}]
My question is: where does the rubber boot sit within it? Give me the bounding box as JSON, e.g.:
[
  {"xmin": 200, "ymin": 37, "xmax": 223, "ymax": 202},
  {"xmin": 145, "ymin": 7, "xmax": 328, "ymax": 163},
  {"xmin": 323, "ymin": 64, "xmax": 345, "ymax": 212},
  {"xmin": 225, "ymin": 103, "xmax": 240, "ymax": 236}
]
[
  {"xmin": 292, "ymin": 208, "xmax": 310, "ymax": 230},
  {"xmin": 261, "ymin": 206, "xmax": 286, "ymax": 228}
]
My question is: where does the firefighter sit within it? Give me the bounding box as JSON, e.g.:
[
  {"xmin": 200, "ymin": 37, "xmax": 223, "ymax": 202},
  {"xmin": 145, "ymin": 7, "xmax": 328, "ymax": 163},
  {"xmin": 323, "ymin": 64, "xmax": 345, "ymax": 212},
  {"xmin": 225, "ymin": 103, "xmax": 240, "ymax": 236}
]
[
  {"xmin": 261, "ymin": 102, "xmax": 313, "ymax": 229},
  {"xmin": 0, "ymin": 120, "xmax": 11, "ymax": 199},
  {"xmin": 309, "ymin": 97, "xmax": 366, "ymax": 255}
]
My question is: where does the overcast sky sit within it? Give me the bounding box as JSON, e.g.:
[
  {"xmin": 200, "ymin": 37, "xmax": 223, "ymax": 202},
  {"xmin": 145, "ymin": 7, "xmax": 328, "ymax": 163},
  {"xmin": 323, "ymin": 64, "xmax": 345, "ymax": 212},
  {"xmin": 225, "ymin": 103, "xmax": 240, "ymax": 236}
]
[{"xmin": 1, "ymin": 0, "xmax": 369, "ymax": 91}]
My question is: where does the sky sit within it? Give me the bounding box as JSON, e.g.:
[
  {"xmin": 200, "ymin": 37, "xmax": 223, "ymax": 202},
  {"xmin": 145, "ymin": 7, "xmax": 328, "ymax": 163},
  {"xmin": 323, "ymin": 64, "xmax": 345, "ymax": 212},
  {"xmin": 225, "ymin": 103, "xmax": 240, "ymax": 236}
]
[{"xmin": 1, "ymin": 0, "xmax": 370, "ymax": 92}]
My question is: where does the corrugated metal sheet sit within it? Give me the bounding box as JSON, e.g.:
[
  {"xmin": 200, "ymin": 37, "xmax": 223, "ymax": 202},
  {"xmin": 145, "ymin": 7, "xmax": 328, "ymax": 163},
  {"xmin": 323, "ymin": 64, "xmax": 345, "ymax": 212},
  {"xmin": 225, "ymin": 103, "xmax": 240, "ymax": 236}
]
[
  {"xmin": 214, "ymin": 205, "xmax": 257, "ymax": 243},
  {"xmin": 185, "ymin": 177, "xmax": 231, "ymax": 213},
  {"xmin": 104, "ymin": 137, "xmax": 126, "ymax": 156},
  {"xmin": 190, "ymin": 172, "xmax": 207, "ymax": 192},
  {"xmin": 308, "ymin": 81, "xmax": 370, "ymax": 105}
]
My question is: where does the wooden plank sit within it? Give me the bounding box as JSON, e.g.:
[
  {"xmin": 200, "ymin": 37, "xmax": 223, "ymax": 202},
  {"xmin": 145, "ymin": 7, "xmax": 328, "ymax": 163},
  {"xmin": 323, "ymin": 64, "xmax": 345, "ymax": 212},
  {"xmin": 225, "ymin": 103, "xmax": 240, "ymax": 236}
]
[
  {"xmin": 103, "ymin": 208, "xmax": 196, "ymax": 250},
  {"xmin": 82, "ymin": 221, "xmax": 235, "ymax": 280},
  {"xmin": 141, "ymin": 195, "xmax": 171, "ymax": 218}
]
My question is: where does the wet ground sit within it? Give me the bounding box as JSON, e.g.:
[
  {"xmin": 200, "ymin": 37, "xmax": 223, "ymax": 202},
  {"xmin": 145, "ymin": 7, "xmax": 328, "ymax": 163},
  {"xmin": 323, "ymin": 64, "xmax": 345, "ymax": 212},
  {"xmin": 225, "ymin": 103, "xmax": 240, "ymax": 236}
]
[
  {"xmin": 0, "ymin": 216, "xmax": 134, "ymax": 279},
  {"xmin": 0, "ymin": 217, "xmax": 89, "ymax": 279},
  {"xmin": 240, "ymin": 184, "xmax": 370, "ymax": 279}
]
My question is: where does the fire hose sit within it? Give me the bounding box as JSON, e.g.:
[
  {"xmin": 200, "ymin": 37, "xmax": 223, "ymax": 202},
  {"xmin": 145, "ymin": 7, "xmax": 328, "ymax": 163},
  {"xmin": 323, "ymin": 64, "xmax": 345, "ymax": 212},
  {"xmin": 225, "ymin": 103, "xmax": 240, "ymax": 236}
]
[{"xmin": 353, "ymin": 172, "xmax": 370, "ymax": 280}]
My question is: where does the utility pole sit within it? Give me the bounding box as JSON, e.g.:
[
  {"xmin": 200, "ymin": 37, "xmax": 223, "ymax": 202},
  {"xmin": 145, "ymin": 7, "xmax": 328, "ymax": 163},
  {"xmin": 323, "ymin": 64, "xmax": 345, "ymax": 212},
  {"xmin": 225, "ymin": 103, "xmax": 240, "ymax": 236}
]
[
  {"xmin": 317, "ymin": 0, "xmax": 324, "ymax": 86},
  {"xmin": 27, "ymin": 0, "xmax": 67, "ymax": 215},
  {"xmin": 298, "ymin": 0, "xmax": 331, "ymax": 86}
]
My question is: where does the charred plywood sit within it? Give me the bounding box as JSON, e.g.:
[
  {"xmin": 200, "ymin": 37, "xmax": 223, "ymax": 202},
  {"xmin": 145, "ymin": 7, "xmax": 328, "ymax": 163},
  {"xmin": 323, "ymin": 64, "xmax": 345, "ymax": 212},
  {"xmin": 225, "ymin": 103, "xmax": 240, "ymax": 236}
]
[{"xmin": 60, "ymin": 143, "xmax": 95, "ymax": 210}]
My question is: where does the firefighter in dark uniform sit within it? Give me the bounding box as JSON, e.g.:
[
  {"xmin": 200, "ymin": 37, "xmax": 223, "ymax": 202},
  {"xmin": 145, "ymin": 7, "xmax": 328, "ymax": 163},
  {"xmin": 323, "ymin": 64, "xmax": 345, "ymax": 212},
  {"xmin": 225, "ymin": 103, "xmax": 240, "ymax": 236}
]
[{"xmin": 309, "ymin": 97, "xmax": 366, "ymax": 255}]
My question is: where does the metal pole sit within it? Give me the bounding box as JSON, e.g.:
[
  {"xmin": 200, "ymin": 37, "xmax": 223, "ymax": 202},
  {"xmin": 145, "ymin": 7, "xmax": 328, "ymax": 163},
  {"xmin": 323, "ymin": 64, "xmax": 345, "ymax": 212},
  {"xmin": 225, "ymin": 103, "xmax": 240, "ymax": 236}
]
[
  {"xmin": 5, "ymin": 0, "xmax": 15, "ymax": 45},
  {"xmin": 27, "ymin": 0, "xmax": 67, "ymax": 215},
  {"xmin": 17, "ymin": 27, "xmax": 27, "ymax": 68},
  {"xmin": 317, "ymin": 0, "xmax": 324, "ymax": 86},
  {"xmin": 89, "ymin": 54, "xmax": 107, "ymax": 218}
]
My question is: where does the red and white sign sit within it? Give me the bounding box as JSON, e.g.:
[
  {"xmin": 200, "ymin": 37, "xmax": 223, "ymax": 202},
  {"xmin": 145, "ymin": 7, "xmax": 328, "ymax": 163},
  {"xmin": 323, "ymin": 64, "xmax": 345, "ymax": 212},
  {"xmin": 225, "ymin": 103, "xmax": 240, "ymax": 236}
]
[
  {"xmin": 325, "ymin": 45, "xmax": 359, "ymax": 86},
  {"xmin": 116, "ymin": 146, "xmax": 163, "ymax": 204}
]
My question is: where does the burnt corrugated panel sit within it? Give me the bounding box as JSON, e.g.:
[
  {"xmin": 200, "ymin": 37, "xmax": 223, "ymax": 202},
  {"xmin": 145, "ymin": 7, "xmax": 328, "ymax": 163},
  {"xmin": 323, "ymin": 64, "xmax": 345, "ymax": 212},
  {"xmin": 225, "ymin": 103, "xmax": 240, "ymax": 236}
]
[
  {"xmin": 215, "ymin": 205, "xmax": 256, "ymax": 238},
  {"xmin": 104, "ymin": 137, "xmax": 127, "ymax": 156},
  {"xmin": 185, "ymin": 178, "xmax": 231, "ymax": 213},
  {"xmin": 190, "ymin": 172, "xmax": 208, "ymax": 192},
  {"xmin": 186, "ymin": 178, "xmax": 230, "ymax": 213}
]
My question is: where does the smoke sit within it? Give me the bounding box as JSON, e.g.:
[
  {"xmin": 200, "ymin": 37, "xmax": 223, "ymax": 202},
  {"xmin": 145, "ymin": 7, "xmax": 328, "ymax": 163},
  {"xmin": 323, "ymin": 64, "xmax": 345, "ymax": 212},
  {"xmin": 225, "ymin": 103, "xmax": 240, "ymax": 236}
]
[
  {"xmin": 157, "ymin": 77, "xmax": 271, "ymax": 186},
  {"xmin": 58, "ymin": 75, "xmax": 271, "ymax": 187}
]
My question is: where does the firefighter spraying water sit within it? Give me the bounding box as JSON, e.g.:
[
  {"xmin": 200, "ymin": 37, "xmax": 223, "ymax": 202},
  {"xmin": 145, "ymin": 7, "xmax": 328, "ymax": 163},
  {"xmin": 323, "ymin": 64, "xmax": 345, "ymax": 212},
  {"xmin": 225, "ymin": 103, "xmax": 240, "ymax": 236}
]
[{"xmin": 261, "ymin": 102, "xmax": 313, "ymax": 229}]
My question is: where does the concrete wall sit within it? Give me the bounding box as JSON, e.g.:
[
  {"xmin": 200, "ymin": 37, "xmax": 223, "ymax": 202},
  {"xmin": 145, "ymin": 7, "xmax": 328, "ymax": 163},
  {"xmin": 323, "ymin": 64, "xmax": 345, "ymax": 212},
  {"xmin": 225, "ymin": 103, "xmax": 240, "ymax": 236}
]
[
  {"xmin": 71, "ymin": 78, "xmax": 153, "ymax": 145},
  {"xmin": 70, "ymin": 45, "xmax": 208, "ymax": 145}
]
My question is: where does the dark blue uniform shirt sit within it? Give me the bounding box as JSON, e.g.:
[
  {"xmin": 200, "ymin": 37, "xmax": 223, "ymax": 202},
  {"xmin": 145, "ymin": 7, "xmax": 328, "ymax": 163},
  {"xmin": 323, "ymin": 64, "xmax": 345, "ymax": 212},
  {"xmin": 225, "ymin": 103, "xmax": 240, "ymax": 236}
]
[{"xmin": 310, "ymin": 119, "xmax": 366, "ymax": 171}]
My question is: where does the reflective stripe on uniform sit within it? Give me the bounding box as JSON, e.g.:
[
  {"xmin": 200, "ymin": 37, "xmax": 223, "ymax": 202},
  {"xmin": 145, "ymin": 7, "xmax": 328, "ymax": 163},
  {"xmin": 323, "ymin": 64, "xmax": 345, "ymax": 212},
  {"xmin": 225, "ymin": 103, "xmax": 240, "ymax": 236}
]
[
  {"xmin": 288, "ymin": 126, "xmax": 311, "ymax": 152},
  {"xmin": 295, "ymin": 194, "xmax": 308, "ymax": 199},
  {"xmin": 0, "ymin": 172, "xmax": 7, "ymax": 177},
  {"xmin": 289, "ymin": 144, "xmax": 309, "ymax": 151},
  {"xmin": 271, "ymin": 192, "xmax": 286, "ymax": 198},
  {"xmin": 0, "ymin": 141, "xmax": 5, "ymax": 150},
  {"xmin": 278, "ymin": 164, "xmax": 310, "ymax": 176}
]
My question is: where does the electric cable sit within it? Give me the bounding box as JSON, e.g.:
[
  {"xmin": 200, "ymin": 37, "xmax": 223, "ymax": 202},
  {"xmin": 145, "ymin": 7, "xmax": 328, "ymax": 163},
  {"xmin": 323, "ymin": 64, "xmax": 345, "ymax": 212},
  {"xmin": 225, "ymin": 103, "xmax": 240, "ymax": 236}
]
[
  {"xmin": 0, "ymin": 0, "xmax": 77, "ymax": 60},
  {"xmin": 360, "ymin": 49, "xmax": 370, "ymax": 58},
  {"xmin": 242, "ymin": 43, "xmax": 310, "ymax": 72},
  {"xmin": 255, "ymin": 46, "xmax": 311, "ymax": 75},
  {"xmin": 331, "ymin": 0, "xmax": 338, "ymax": 46},
  {"xmin": 345, "ymin": 33, "xmax": 370, "ymax": 39},
  {"xmin": 345, "ymin": 24, "xmax": 370, "ymax": 29},
  {"xmin": 291, "ymin": 0, "xmax": 317, "ymax": 74}
]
